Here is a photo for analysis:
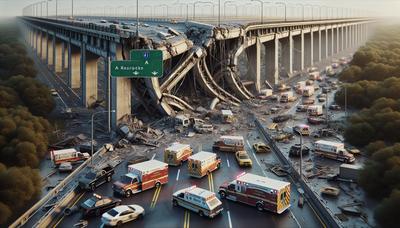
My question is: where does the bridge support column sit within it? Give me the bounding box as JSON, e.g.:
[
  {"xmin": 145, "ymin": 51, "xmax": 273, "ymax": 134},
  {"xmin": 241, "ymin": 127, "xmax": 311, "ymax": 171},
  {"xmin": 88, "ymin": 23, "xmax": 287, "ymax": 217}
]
[
  {"xmin": 41, "ymin": 32, "xmax": 47, "ymax": 61},
  {"xmin": 68, "ymin": 44, "xmax": 81, "ymax": 89},
  {"xmin": 335, "ymin": 27, "xmax": 339, "ymax": 54},
  {"xmin": 63, "ymin": 42, "xmax": 69, "ymax": 70},
  {"xmin": 110, "ymin": 43, "xmax": 131, "ymax": 128},
  {"xmin": 246, "ymin": 38, "xmax": 261, "ymax": 92},
  {"xmin": 339, "ymin": 26, "xmax": 344, "ymax": 51},
  {"xmin": 304, "ymin": 32, "xmax": 312, "ymax": 68},
  {"xmin": 265, "ymin": 37, "xmax": 279, "ymax": 85},
  {"xmin": 328, "ymin": 28, "xmax": 333, "ymax": 56},
  {"xmin": 293, "ymin": 34, "xmax": 303, "ymax": 72},
  {"xmin": 313, "ymin": 30, "xmax": 320, "ymax": 63},
  {"xmin": 321, "ymin": 29, "xmax": 327, "ymax": 60},
  {"xmin": 280, "ymin": 35, "xmax": 293, "ymax": 76},
  {"xmin": 47, "ymin": 34, "xmax": 54, "ymax": 70},
  {"xmin": 82, "ymin": 52, "xmax": 98, "ymax": 107},
  {"xmin": 55, "ymin": 41, "xmax": 63, "ymax": 73},
  {"xmin": 33, "ymin": 30, "xmax": 38, "ymax": 52},
  {"xmin": 345, "ymin": 26, "xmax": 349, "ymax": 49},
  {"xmin": 37, "ymin": 32, "xmax": 42, "ymax": 58}
]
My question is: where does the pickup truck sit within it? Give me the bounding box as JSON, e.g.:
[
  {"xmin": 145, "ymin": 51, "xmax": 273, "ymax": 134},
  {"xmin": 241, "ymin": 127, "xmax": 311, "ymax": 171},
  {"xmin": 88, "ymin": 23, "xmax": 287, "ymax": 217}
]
[{"xmin": 79, "ymin": 165, "xmax": 115, "ymax": 191}]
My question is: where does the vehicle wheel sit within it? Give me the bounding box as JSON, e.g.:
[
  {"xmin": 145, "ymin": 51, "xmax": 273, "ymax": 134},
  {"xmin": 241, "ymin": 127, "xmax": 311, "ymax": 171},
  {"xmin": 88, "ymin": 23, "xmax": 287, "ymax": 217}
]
[
  {"xmin": 256, "ymin": 203, "xmax": 264, "ymax": 212},
  {"xmin": 90, "ymin": 184, "xmax": 96, "ymax": 191},
  {"xmin": 219, "ymin": 191, "xmax": 226, "ymax": 199},
  {"xmin": 106, "ymin": 175, "xmax": 111, "ymax": 182},
  {"xmin": 199, "ymin": 210, "xmax": 204, "ymax": 217},
  {"xmin": 116, "ymin": 221, "xmax": 122, "ymax": 227},
  {"xmin": 125, "ymin": 190, "xmax": 132, "ymax": 198},
  {"xmin": 95, "ymin": 209, "xmax": 101, "ymax": 216},
  {"xmin": 217, "ymin": 163, "xmax": 221, "ymax": 169},
  {"xmin": 155, "ymin": 182, "xmax": 161, "ymax": 188},
  {"xmin": 172, "ymin": 199, "xmax": 178, "ymax": 206}
]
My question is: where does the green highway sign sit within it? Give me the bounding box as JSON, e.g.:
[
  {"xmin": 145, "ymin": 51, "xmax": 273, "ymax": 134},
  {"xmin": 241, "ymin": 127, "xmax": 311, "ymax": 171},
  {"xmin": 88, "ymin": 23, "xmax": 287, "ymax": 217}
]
[{"xmin": 110, "ymin": 50, "xmax": 163, "ymax": 78}]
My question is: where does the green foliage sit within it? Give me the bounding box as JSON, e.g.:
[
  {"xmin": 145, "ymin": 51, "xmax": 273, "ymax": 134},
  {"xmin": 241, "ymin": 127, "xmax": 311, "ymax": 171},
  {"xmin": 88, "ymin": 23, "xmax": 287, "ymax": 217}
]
[
  {"xmin": 375, "ymin": 189, "xmax": 400, "ymax": 228},
  {"xmin": 4, "ymin": 75, "xmax": 55, "ymax": 116},
  {"xmin": 0, "ymin": 163, "xmax": 41, "ymax": 224},
  {"xmin": 0, "ymin": 107, "xmax": 51, "ymax": 168}
]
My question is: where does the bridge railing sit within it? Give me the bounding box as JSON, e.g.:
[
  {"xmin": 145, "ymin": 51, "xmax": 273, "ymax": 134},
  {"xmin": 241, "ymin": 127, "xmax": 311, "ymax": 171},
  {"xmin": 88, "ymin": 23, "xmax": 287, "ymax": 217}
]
[{"xmin": 9, "ymin": 145, "xmax": 110, "ymax": 228}]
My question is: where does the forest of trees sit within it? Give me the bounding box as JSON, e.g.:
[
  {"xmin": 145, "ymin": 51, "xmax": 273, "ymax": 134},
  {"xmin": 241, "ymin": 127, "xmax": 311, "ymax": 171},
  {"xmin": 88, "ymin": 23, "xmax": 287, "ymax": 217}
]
[
  {"xmin": 336, "ymin": 26, "xmax": 400, "ymax": 227},
  {"xmin": 0, "ymin": 21, "xmax": 55, "ymax": 224}
]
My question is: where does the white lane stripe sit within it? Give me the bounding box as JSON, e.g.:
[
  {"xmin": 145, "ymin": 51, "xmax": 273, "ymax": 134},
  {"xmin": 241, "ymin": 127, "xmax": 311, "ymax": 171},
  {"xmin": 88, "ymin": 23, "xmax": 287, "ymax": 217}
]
[
  {"xmin": 227, "ymin": 210, "xmax": 233, "ymax": 228},
  {"xmin": 151, "ymin": 153, "xmax": 156, "ymax": 160},
  {"xmin": 227, "ymin": 159, "xmax": 230, "ymax": 168},
  {"xmin": 247, "ymin": 140, "xmax": 267, "ymax": 176},
  {"xmin": 176, "ymin": 169, "xmax": 180, "ymax": 181},
  {"xmin": 290, "ymin": 209, "xmax": 302, "ymax": 228}
]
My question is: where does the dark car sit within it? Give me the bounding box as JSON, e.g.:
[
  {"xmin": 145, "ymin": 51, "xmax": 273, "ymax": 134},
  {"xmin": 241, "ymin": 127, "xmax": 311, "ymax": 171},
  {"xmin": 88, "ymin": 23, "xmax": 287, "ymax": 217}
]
[
  {"xmin": 273, "ymin": 114, "xmax": 291, "ymax": 123},
  {"xmin": 289, "ymin": 144, "xmax": 310, "ymax": 157},
  {"xmin": 322, "ymin": 87, "xmax": 331, "ymax": 93},
  {"xmin": 307, "ymin": 116, "xmax": 325, "ymax": 125},
  {"xmin": 79, "ymin": 194, "xmax": 121, "ymax": 217},
  {"xmin": 329, "ymin": 104, "xmax": 341, "ymax": 110},
  {"xmin": 78, "ymin": 165, "xmax": 114, "ymax": 191}
]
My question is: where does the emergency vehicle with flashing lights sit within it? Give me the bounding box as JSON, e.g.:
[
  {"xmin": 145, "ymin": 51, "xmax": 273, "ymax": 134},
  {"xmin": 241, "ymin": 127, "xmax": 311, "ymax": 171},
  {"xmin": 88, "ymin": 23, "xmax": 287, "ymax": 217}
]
[{"xmin": 187, "ymin": 151, "xmax": 221, "ymax": 178}]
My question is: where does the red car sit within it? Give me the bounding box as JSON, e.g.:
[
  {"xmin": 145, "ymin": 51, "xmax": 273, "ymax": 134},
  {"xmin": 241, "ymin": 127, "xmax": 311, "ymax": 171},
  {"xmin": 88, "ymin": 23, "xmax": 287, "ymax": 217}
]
[{"xmin": 307, "ymin": 117, "xmax": 325, "ymax": 125}]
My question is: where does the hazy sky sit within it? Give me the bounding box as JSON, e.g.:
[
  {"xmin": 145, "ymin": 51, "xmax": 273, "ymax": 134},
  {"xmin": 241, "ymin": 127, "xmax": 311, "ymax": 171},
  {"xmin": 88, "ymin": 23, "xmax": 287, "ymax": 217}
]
[{"xmin": 0, "ymin": 0, "xmax": 399, "ymax": 18}]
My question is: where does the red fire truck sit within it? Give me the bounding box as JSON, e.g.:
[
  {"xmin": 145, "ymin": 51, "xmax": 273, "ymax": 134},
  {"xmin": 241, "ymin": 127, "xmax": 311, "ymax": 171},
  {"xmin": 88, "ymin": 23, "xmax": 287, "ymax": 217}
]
[{"xmin": 218, "ymin": 173, "xmax": 291, "ymax": 214}]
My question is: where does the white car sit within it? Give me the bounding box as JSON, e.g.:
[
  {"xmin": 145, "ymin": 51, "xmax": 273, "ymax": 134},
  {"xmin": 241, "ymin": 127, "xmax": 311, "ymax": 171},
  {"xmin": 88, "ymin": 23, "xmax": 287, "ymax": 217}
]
[
  {"xmin": 58, "ymin": 162, "xmax": 73, "ymax": 172},
  {"xmin": 101, "ymin": 205, "xmax": 144, "ymax": 226}
]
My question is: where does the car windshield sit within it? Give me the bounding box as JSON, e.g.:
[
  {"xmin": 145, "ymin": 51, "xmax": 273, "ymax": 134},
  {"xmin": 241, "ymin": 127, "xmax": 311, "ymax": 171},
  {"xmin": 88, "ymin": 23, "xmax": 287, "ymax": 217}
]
[
  {"xmin": 121, "ymin": 175, "xmax": 133, "ymax": 184},
  {"xmin": 83, "ymin": 198, "xmax": 96, "ymax": 208},
  {"xmin": 85, "ymin": 172, "xmax": 96, "ymax": 179},
  {"xmin": 107, "ymin": 209, "xmax": 119, "ymax": 217},
  {"xmin": 207, "ymin": 198, "xmax": 220, "ymax": 209},
  {"xmin": 239, "ymin": 154, "xmax": 249, "ymax": 159}
]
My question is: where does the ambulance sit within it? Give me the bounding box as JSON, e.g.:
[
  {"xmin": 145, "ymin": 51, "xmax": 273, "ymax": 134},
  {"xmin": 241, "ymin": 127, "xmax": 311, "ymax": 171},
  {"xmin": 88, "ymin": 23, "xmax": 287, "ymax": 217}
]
[
  {"xmin": 172, "ymin": 186, "xmax": 223, "ymax": 218},
  {"xmin": 187, "ymin": 151, "xmax": 221, "ymax": 178},
  {"xmin": 164, "ymin": 143, "xmax": 193, "ymax": 166},
  {"xmin": 212, "ymin": 135, "xmax": 245, "ymax": 152},
  {"xmin": 50, "ymin": 148, "xmax": 90, "ymax": 165},
  {"xmin": 218, "ymin": 173, "xmax": 291, "ymax": 214}
]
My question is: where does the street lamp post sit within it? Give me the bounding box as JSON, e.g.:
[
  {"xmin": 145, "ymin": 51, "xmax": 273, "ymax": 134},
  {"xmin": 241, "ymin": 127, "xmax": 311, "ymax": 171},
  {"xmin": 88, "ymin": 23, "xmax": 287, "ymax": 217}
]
[
  {"xmin": 224, "ymin": 1, "xmax": 238, "ymax": 19},
  {"xmin": 91, "ymin": 110, "xmax": 115, "ymax": 165},
  {"xmin": 71, "ymin": 0, "xmax": 74, "ymax": 18},
  {"xmin": 296, "ymin": 3, "xmax": 304, "ymax": 21},
  {"xmin": 275, "ymin": 2, "xmax": 287, "ymax": 22},
  {"xmin": 251, "ymin": 0, "xmax": 264, "ymax": 23},
  {"xmin": 193, "ymin": 1, "xmax": 212, "ymax": 21}
]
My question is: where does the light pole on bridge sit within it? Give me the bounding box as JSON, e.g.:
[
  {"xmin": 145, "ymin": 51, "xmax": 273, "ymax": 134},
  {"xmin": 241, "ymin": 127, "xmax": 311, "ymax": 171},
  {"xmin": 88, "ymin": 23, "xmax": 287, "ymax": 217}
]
[
  {"xmin": 251, "ymin": 0, "xmax": 271, "ymax": 24},
  {"xmin": 223, "ymin": 1, "xmax": 238, "ymax": 19},
  {"xmin": 275, "ymin": 2, "xmax": 287, "ymax": 22},
  {"xmin": 296, "ymin": 3, "xmax": 304, "ymax": 21},
  {"xmin": 193, "ymin": 1, "xmax": 213, "ymax": 22}
]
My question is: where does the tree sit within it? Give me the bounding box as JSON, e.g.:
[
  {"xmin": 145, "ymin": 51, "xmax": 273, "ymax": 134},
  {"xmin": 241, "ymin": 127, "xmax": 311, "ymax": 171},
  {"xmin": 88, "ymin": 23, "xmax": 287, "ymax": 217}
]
[
  {"xmin": 375, "ymin": 189, "xmax": 400, "ymax": 228},
  {"xmin": 344, "ymin": 122, "xmax": 375, "ymax": 146}
]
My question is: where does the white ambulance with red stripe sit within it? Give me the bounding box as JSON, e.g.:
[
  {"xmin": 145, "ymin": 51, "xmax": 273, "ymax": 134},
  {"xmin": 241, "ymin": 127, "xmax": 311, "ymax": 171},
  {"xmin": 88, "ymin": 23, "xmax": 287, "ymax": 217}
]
[
  {"xmin": 50, "ymin": 148, "xmax": 90, "ymax": 165},
  {"xmin": 218, "ymin": 173, "xmax": 291, "ymax": 214}
]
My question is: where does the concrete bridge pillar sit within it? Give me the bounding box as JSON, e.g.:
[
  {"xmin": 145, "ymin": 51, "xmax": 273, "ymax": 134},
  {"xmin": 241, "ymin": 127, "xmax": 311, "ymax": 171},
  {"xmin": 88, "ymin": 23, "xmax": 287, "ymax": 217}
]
[
  {"xmin": 293, "ymin": 33, "xmax": 303, "ymax": 72},
  {"xmin": 47, "ymin": 34, "xmax": 54, "ymax": 70},
  {"xmin": 63, "ymin": 42, "xmax": 69, "ymax": 70},
  {"xmin": 37, "ymin": 31, "xmax": 42, "ymax": 57},
  {"xmin": 82, "ymin": 52, "xmax": 99, "ymax": 107},
  {"xmin": 321, "ymin": 29, "xmax": 327, "ymax": 60},
  {"xmin": 345, "ymin": 26, "xmax": 349, "ymax": 49},
  {"xmin": 33, "ymin": 30, "xmax": 38, "ymax": 52},
  {"xmin": 41, "ymin": 32, "xmax": 47, "ymax": 61},
  {"xmin": 55, "ymin": 41, "xmax": 63, "ymax": 73},
  {"xmin": 328, "ymin": 28, "xmax": 333, "ymax": 56},
  {"xmin": 339, "ymin": 26, "xmax": 344, "ymax": 51},
  {"xmin": 304, "ymin": 32, "xmax": 312, "ymax": 68},
  {"xmin": 109, "ymin": 43, "xmax": 132, "ymax": 128},
  {"xmin": 265, "ymin": 36, "xmax": 279, "ymax": 85},
  {"xmin": 68, "ymin": 43, "xmax": 81, "ymax": 89},
  {"xmin": 335, "ymin": 27, "xmax": 340, "ymax": 54},
  {"xmin": 246, "ymin": 38, "xmax": 261, "ymax": 92},
  {"xmin": 313, "ymin": 30, "xmax": 320, "ymax": 63},
  {"xmin": 280, "ymin": 35, "xmax": 293, "ymax": 76}
]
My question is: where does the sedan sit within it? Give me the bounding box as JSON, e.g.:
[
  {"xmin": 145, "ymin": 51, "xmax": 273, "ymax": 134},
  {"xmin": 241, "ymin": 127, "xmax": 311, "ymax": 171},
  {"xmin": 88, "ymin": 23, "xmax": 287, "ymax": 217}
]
[
  {"xmin": 253, "ymin": 143, "xmax": 271, "ymax": 153},
  {"xmin": 79, "ymin": 194, "xmax": 121, "ymax": 217},
  {"xmin": 102, "ymin": 205, "xmax": 145, "ymax": 227},
  {"xmin": 235, "ymin": 151, "xmax": 253, "ymax": 167}
]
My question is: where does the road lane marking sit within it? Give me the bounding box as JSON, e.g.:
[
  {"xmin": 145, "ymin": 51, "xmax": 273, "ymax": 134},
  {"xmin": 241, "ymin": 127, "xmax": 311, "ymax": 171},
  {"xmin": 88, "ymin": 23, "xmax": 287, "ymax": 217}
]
[
  {"xmin": 226, "ymin": 159, "xmax": 230, "ymax": 168},
  {"xmin": 246, "ymin": 140, "xmax": 267, "ymax": 176},
  {"xmin": 151, "ymin": 153, "xmax": 156, "ymax": 160},
  {"xmin": 52, "ymin": 192, "xmax": 85, "ymax": 228},
  {"xmin": 176, "ymin": 169, "xmax": 181, "ymax": 181},
  {"xmin": 150, "ymin": 186, "xmax": 162, "ymax": 209},
  {"xmin": 227, "ymin": 210, "xmax": 233, "ymax": 228},
  {"xmin": 290, "ymin": 209, "xmax": 302, "ymax": 228},
  {"xmin": 183, "ymin": 210, "xmax": 190, "ymax": 228},
  {"xmin": 208, "ymin": 172, "xmax": 214, "ymax": 192}
]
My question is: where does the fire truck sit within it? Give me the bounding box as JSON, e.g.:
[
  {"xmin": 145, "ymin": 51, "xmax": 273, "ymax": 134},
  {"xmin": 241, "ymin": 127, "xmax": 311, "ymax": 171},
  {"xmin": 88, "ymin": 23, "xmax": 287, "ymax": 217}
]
[{"xmin": 218, "ymin": 173, "xmax": 291, "ymax": 214}]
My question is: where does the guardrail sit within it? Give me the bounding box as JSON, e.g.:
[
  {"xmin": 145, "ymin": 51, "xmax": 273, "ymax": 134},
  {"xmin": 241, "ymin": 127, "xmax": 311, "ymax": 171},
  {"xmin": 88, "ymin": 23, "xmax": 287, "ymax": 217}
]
[
  {"xmin": 254, "ymin": 118, "xmax": 341, "ymax": 228},
  {"xmin": 10, "ymin": 145, "xmax": 110, "ymax": 228}
]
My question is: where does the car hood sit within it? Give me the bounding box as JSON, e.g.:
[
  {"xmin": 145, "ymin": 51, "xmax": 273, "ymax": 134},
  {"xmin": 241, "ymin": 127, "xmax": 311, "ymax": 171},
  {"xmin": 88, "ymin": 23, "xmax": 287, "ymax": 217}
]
[
  {"xmin": 78, "ymin": 177, "xmax": 93, "ymax": 185},
  {"xmin": 102, "ymin": 212, "xmax": 114, "ymax": 221},
  {"xmin": 113, "ymin": 181, "xmax": 126, "ymax": 188}
]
